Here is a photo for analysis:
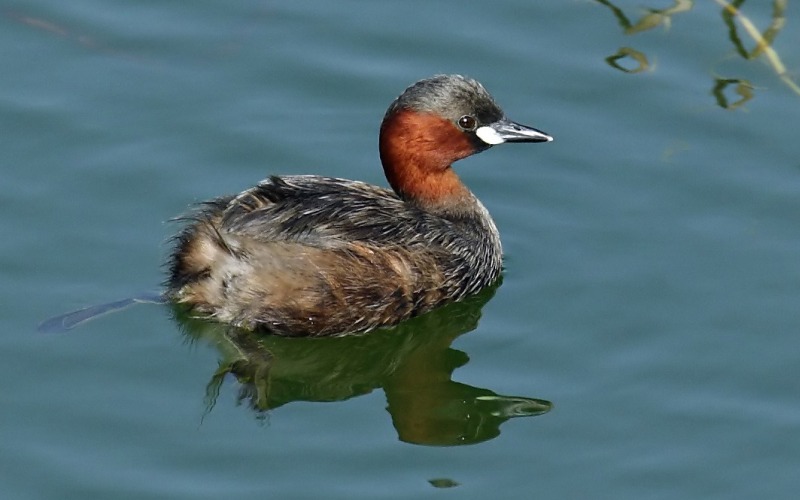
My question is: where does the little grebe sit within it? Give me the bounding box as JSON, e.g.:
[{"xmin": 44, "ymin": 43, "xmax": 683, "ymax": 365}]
[{"xmin": 166, "ymin": 75, "xmax": 552, "ymax": 336}]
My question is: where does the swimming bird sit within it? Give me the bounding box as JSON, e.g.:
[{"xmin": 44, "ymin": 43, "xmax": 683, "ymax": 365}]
[{"xmin": 166, "ymin": 75, "xmax": 552, "ymax": 336}]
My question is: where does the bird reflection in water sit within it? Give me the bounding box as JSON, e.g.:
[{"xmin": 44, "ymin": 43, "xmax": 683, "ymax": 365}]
[{"xmin": 174, "ymin": 281, "xmax": 552, "ymax": 446}]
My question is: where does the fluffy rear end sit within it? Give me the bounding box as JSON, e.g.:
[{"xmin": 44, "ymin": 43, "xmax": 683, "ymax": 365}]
[{"xmin": 168, "ymin": 219, "xmax": 451, "ymax": 336}]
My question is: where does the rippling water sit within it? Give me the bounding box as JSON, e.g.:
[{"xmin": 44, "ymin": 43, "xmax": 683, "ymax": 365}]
[{"xmin": 3, "ymin": 1, "xmax": 799, "ymax": 498}]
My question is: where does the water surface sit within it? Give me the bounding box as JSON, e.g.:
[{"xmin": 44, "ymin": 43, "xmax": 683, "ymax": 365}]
[{"xmin": 2, "ymin": 1, "xmax": 799, "ymax": 498}]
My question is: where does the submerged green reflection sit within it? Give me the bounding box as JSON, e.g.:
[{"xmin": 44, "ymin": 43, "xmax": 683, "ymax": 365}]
[
  {"xmin": 712, "ymin": 78, "xmax": 754, "ymax": 109},
  {"xmin": 174, "ymin": 282, "xmax": 552, "ymax": 446},
  {"xmin": 605, "ymin": 47, "xmax": 649, "ymax": 73},
  {"xmin": 595, "ymin": 0, "xmax": 799, "ymax": 103},
  {"xmin": 596, "ymin": 0, "xmax": 693, "ymax": 35}
]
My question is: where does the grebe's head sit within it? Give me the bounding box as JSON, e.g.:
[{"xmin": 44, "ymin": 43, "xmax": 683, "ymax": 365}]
[{"xmin": 379, "ymin": 75, "xmax": 552, "ymax": 211}]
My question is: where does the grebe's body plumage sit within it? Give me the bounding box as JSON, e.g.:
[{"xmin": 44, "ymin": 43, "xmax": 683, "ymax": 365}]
[
  {"xmin": 166, "ymin": 75, "xmax": 551, "ymax": 336},
  {"xmin": 168, "ymin": 175, "xmax": 500, "ymax": 335}
]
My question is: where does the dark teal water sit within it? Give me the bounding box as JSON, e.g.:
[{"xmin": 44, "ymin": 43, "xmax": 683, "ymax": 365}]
[{"xmin": 3, "ymin": 1, "xmax": 799, "ymax": 498}]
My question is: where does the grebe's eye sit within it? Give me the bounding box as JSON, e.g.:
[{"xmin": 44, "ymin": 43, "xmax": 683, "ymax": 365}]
[{"xmin": 458, "ymin": 115, "xmax": 477, "ymax": 131}]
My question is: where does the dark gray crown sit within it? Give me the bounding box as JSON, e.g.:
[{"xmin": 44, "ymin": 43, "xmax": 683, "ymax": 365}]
[{"xmin": 383, "ymin": 75, "xmax": 505, "ymax": 126}]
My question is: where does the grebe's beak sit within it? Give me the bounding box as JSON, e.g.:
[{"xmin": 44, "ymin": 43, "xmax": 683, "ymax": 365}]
[{"xmin": 476, "ymin": 118, "xmax": 553, "ymax": 145}]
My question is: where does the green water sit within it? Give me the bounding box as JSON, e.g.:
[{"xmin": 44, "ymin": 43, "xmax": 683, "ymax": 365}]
[{"xmin": 3, "ymin": 1, "xmax": 799, "ymax": 498}]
